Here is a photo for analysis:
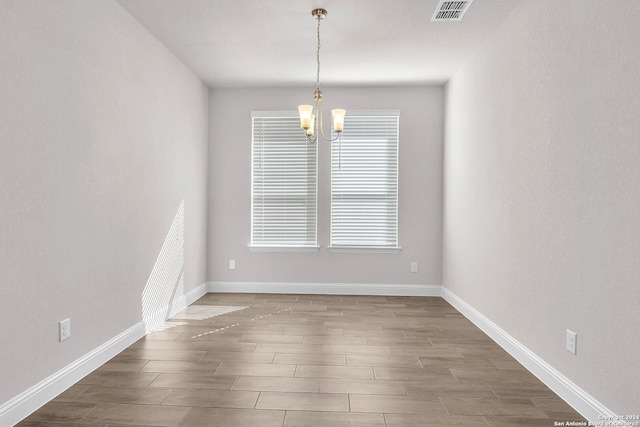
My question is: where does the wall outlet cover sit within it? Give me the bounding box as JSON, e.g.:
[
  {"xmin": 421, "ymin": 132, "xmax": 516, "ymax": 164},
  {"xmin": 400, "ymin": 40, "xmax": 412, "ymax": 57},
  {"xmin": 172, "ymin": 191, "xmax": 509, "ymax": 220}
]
[
  {"xmin": 59, "ymin": 318, "xmax": 71, "ymax": 342},
  {"xmin": 566, "ymin": 329, "xmax": 577, "ymax": 354}
]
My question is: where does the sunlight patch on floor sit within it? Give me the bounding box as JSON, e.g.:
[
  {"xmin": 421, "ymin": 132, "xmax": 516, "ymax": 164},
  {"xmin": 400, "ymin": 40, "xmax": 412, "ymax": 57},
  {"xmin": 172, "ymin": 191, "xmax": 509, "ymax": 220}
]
[{"xmin": 170, "ymin": 305, "xmax": 248, "ymax": 321}]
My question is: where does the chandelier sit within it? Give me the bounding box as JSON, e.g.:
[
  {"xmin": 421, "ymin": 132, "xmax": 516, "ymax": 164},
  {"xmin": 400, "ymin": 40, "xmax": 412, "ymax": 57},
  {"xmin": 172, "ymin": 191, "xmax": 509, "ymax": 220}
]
[{"xmin": 298, "ymin": 8, "xmax": 346, "ymax": 143}]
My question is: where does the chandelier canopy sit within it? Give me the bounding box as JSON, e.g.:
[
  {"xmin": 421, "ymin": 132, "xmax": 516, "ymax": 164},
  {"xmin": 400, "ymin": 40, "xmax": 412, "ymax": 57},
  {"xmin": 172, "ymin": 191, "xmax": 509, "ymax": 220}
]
[{"xmin": 298, "ymin": 8, "xmax": 346, "ymax": 143}]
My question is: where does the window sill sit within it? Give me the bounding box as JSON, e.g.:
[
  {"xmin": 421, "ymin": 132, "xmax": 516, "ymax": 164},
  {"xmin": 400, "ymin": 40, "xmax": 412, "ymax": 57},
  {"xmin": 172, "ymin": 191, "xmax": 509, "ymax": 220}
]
[
  {"xmin": 327, "ymin": 246, "xmax": 402, "ymax": 254},
  {"xmin": 248, "ymin": 245, "xmax": 320, "ymax": 253}
]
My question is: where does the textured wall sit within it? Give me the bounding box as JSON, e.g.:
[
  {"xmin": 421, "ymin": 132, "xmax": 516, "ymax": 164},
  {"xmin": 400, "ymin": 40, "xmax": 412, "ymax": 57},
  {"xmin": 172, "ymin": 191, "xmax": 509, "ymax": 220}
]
[
  {"xmin": 208, "ymin": 86, "xmax": 443, "ymax": 286},
  {"xmin": 444, "ymin": 0, "xmax": 640, "ymax": 413},
  {"xmin": 0, "ymin": 0, "xmax": 208, "ymax": 405}
]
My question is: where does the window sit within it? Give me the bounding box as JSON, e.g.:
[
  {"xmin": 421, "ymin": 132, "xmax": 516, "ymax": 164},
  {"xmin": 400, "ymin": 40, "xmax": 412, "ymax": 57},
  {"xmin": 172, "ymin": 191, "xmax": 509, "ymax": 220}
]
[
  {"xmin": 250, "ymin": 112, "xmax": 318, "ymax": 250},
  {"xmin": 330, "ymin": 112, "xmax": 400, "ymax": 251}
]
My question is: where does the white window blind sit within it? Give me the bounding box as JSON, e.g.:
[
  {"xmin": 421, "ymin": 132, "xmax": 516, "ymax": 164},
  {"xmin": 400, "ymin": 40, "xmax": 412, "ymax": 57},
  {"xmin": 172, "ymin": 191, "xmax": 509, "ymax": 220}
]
[
  {"xmin": 330, "ymin": 112, "xmax": 400, "ymax": 248},
  {"xmin": 251, "ymin": 112, "xmax": 318, "ymax": 248}
]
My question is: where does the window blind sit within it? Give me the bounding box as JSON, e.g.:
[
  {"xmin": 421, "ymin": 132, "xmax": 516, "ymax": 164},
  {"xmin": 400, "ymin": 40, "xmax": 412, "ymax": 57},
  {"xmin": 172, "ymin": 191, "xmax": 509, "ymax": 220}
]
[
  {"xmin": 251, "ymin": 114, "xmax": 317, "ymax": 248},
  {"xmin": 330, "ymin": 113, "xmax": 399, "ymax": 248}
]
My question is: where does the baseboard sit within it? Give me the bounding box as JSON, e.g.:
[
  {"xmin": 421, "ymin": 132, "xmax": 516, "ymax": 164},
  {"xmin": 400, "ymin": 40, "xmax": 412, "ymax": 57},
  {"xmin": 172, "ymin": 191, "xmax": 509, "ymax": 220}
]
[
  {"xmin": 0, "ymin": 321, "xmax": 145, "ymax": 427},
  {"xmin": 0, "ymin": 282, "xmax": 209, "ymax": 426},
  {"xmin": 206, "ymin": 281, "xmax": 442, "ymax": 297},
  {"xmin": 441, "ymin": 287, "xmax": 616, "ymax": 423},
  {"xmin": 143, "ymin": 282, "xmax": 209, "ymax": 332},
  {"xmin": 182, "ymin": 281, "xmax": 209, "ymax": 306}
]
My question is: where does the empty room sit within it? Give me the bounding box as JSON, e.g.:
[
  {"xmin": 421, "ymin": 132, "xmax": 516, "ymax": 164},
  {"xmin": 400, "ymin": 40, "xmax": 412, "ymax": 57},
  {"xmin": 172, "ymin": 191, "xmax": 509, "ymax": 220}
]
[{"xmin": 1, "ymin": 0, "xmax": 638, "ymax": 426}]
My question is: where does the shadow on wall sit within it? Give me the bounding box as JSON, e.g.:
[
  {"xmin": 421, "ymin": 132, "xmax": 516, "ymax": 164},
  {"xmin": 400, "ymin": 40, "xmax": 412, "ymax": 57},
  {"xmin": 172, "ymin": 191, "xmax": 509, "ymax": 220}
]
[{"xmin": 141, "ymin": 201, "xmax": 186, "ymax": 333}]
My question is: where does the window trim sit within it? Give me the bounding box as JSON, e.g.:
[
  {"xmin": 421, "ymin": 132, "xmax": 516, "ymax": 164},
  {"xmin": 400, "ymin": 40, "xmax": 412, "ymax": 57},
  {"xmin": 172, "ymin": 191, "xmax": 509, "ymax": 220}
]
[{"xmin": 327, "ymin": 246, "xmax": 402, "ymax": 254}]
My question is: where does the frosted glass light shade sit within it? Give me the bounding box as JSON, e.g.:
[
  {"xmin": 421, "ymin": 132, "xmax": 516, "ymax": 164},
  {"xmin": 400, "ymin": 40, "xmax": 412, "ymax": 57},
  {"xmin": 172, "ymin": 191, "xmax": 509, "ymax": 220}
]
[
  {"xmin": 306, "ymin": 114, "xmax": 315, "ymax": 136},
  {"xmin": 298, "ymin": 105, "xmax": 313, "ymax": 129},
  {"xmin": 331, "ymin": 109, "xmax": 346, "ymax": 132}
]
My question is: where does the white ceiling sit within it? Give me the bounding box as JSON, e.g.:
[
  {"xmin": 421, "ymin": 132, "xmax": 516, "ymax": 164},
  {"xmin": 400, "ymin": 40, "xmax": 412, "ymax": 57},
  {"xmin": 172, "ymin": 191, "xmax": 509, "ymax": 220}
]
[{"xmin": 115, "ymin": 0, "xmax": 521, "ymax": 88}]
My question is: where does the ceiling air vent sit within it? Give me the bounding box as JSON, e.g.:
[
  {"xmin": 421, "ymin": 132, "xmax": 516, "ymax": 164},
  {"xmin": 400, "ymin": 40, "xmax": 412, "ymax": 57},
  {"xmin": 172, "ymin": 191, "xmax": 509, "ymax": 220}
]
[{"xmin": 431, "ymin": 0, "xmax": 474, "ymax": 21}]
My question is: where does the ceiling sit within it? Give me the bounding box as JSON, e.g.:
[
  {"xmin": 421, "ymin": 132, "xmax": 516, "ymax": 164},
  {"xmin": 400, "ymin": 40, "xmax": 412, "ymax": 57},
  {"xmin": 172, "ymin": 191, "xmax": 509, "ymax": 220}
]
[{"xmin": 115, "ymin": 0, "xmax": 521, "ymax": 88}]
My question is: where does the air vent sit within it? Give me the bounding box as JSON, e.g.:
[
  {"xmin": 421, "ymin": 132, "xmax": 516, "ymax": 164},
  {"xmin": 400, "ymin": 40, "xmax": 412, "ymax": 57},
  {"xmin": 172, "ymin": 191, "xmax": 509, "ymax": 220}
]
[{"xmin": 431, "ymin": 0, "xmax": 474, "ymax": 21}]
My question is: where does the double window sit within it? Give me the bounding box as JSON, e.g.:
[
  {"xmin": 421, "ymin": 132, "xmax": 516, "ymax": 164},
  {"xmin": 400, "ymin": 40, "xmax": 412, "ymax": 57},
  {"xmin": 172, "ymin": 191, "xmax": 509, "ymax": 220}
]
[{"xmin": 250, "ymin": 111, "xmax": 399, "ymax": 251}]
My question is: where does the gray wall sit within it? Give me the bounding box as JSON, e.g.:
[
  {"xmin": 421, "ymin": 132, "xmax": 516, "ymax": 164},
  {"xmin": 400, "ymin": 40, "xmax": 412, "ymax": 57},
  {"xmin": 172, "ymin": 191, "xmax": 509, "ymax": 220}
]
[
  {"xmin": 208, "ymin": 86, "xmax": 443, "ymax": 286},
  {"xmin": 444, "ymin": 0, "xmax": 640, "ymax": 413},
  {"xmin": 0, "ymin": 0, "xmax": 208, "ymax": 404}
]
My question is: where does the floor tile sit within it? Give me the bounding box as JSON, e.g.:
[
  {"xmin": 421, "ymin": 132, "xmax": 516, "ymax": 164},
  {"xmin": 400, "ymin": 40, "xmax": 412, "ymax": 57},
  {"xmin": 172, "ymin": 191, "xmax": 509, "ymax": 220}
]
[
  {"xmin": 365, "ymin": 337, "xmax": 435, "ymax": 346},
  {"xmin": 162, "ymin": 389, "xmax": 259, "ymax": 408},
  {"xmin": 295, "ymin": 365, "xmax": 374, "ymax": 379},
  {"xmin": 17, "ymin": 422, "xmax": 107, "ymax": 427},
  {"xmin": 81, "ymin": 403, "xmax": 190, "ymax": 426},
  {"xmin": 255, "ymin": 343, "xmax": 324, "ymax": 354},
  {"xmin": 95, "ymin": 358, "xmax": 149, "ymax": 372},
  {"xmin": 284, "ymin": 410, "xmax": 386, "ymax": 426},
  {"xmin": 185, "ymin": 342, "xmax": 258, "ymax": 352},
  {"xmin": 530, "ymin": 397, "xmax": 589, "ymax": 420},
  {"xmin": 384, "ymin": 413, "xmax": 489, "ymax": 426},
  {"xmin": 441, "ymin": 397, "xmax": 547, "ymax": 417},
  {"xmin": 490, "ymin": 358, "xmax": 527, "ymax": 370},
  {"xmin": 484, "ymin": 416, "xmax": 559, "ymax": 426},
  {"xmin": 256, "ymin": 392, "xmax": 349, "ymax": 412},
  {"xmin": 273, "ymin": 353, "xmax": 346, "ymax": 366},
  {"xmin": 78, "ymin": 371, "xmax": 159, "ymax": 388},
  {"xmin": 22, "ymin": 402, "xmax": 96, "ymax": 423},
  {"xmin": 303, "ymin": 335, "xmax": 367, "ymax": 345},
  {"xmin": 350, "ymin": 394, "xmax": 446, "ymax": 414},
  {"xmin": 487, "ymin": 382, "xmax": 559, "ymax": 399},
  {"xmin": 143, "ymin": 331, "xmax": 182, "ymax": 341},
  {"xmin": 149, "ymin": 373, "xmax": 237, "ymax": 389},
  {"xmin": 233, "ymin": 376, "xmax": 320, "ymax": 393},
  {"xmin": 200, "ymin": 351, "xmax": 275, "ymax": 364},
  {"xmin": 51, "ymin": 384, "xmax": 92, "ymax": 402},
  {"xmin": 238, "ymin": 334, "xmax": 303, "ymax": 344},
  {"xmin": 321, "ymin": 345, "xmax": 391, "ymax": 355},
  {"xmin": 214, "ymin": 362, "xmax": 296, "ymax": 377},
  {"xmin": 118, "ymin": 348, "xmax": 206, "ymax": 361},
  {"xmin": 404, "ymin": 381, "xmax": 495, "ymax": 399},
  {"xmin": 73, "ymin": 386, "xmax": 172, "ymax": 405},
  {"xmin": 139, "ymin": 360, "xmax": 221, "ymax": 374},
  {"xmin": 284, "ymin": 327, "xmax": 344, "ymax": 336},
  {"xmin": 318, "ymin": 378, "xmax": 406, "ymax": 395},
  {"xmin": 373, "ymin": 366, "xmax": 457, "ymax": 381},
  {"xmin": 178, "ymin": 407, "xmax": 285, "ymax": 427},
  {"xmin": 346, "ymin": 354, "xmax": 421, "ymax": 368},
  {"xmin": 451, "ymin": 368, "xmax": 540, "ymax": 384},
  {"xmin": 418, "ymin": 356, "xmax": 498, "ymax": 370}
]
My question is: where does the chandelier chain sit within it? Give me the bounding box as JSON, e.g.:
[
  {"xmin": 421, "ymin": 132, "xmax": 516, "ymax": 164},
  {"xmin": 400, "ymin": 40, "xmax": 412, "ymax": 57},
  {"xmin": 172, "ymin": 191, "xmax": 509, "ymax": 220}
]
[
  {"xmin": 298, "ymin": 8, "xmax": 344, "ymax": 145},
  {"xmin": 316, "ymin": 14, "xmax": 321, "ymax": 90}
]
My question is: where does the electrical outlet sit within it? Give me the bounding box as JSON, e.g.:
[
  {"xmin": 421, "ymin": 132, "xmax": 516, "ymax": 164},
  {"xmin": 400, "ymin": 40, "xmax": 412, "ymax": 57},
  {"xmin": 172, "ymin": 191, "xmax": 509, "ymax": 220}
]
[
  {"xmin": 566, "ymin": 329, "xmax": 577, "ymax": 354},
  {"xmin": 59, "ymin": 318, "xmax": 71, "ymax": 342},
  {"xmin": 410, "ymin": 262, "xmax": 418, "ymax": 273},
  {"xmin": 229, "ymin": 259, "xmax": 236, "ymax": 270}
]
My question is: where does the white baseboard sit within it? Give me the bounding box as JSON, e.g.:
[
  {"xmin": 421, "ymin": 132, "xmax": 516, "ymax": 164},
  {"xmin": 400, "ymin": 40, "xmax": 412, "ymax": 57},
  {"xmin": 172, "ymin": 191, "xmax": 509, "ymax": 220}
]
[
  {"xmin": 142, "ymin": 282, "xmax": 209, "ymax": 333},
  {"xmin": 441, "ymin": 287, "xmax": 616, "ymax": 423},
  {"xmin": 181, "ymin": 281, "xmax": 209, "ymax": 306},
  {"xmin": 0, "ymin": 282, "xmax": 209, "ymax": 426},
  {"xmin": 0, "ymin": 321, "xmax": 145, "ymax": 427},
  {"xmin": 206, "ymin": 281, "xmax": 442, "ymax": 297}
]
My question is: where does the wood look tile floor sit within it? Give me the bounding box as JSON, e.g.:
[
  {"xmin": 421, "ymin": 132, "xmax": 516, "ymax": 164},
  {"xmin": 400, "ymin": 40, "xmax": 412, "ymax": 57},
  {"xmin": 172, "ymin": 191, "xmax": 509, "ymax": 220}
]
[{"xmin": 19, "ymin": 294, "xmax": 587, "ymax": 426}]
